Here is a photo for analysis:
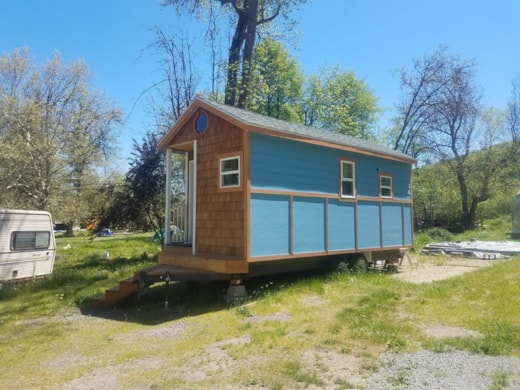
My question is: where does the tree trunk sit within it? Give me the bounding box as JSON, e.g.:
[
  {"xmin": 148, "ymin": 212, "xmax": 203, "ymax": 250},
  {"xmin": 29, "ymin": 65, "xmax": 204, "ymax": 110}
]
[
  {"xmin": 237, "ymin": 0, "xmax": 258, "ymax": 109},
  {"xmin": 224, "ymin": 6, "xmax": 248, "ymax": 106}
]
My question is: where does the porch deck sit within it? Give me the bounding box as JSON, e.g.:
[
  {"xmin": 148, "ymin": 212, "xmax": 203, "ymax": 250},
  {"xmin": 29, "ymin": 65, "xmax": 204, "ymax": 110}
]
[{"xmin": 158, "ymin": 244, "xmax": 249, "ymax": 274}]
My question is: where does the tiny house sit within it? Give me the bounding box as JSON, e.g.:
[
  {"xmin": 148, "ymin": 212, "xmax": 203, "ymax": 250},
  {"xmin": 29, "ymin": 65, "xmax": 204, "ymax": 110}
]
[
  {"xmin": 157, "ymin": 97, "xmax": 415, "ymax": 278},
  {"xmin": 94, "ymin": 97, "xmax": 416, "ymax": 306},
  {"xmin": 0, "ymin": 209, "xmax": 56, "ymax": 282}
]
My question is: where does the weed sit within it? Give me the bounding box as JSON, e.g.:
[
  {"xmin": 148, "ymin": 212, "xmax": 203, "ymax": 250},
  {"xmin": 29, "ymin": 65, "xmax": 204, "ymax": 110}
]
[
  {"xmin": 388, "ymin": 368, "xmax": 410, "ymax": 387},
  {"xmin": 282, "ymin": 360, "xmax": 324, "ymax": 386},
  {"xmin": 489, "ymin": 369, "xmax": 509, "ymax": 390},
  {"xmin": 235, "ymin": 305, "xmax": 253, "ymax": 318}
]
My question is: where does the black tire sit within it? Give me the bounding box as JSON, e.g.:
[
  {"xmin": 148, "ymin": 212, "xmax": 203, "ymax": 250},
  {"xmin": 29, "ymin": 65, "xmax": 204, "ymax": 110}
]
[{"xmin": 351, "ymin": 256, "xmax": 368, "ymax": 273}]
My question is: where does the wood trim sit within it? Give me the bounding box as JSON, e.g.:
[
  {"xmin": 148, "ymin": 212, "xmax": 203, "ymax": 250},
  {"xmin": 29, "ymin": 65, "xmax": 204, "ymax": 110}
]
[
  {"xmin": 158, "ymin": 251, "xmax": 249, "ymax": 274},
  {"xmin": 248, "ymin": 245, "xmax": 412, "ymax": 263},
  {"xmin": 378, "ymin": 171, "xmax": 394, "ymax": 199},
  {"xmin": 338, "ymin": 157, "xmax": 357, "ymax": 200},
  {"xmin": 250, "ymin": 188, "xmax": 412, "ymax": 204},
  {"xmin": 244, "ymin": 131, "xmax": 251, "ymax": 260},
  {"xmin": 247, "ymin": 126, "xmax": 416, "ymax": 164},
  {"xmin": 289, "ymin": 195, "xmax": 294, "ymax": 255},
  {"xmin": 216, "ymin": 151, "xmax": 244, "ymax": 192},
  {"xmin": 357, "ymin": 196, "xmax": 412, "ymax": 204}
]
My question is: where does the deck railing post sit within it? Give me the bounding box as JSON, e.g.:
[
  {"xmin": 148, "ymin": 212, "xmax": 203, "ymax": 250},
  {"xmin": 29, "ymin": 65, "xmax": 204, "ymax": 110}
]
[{"xmin": 164, "ymin": 148, "xmax": 172, "ymax": 245}]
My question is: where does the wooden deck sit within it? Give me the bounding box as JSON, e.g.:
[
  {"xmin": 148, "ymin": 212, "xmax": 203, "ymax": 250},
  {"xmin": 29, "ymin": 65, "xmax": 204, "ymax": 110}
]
[{"xmin": 157, "ymin": 245, "xmax": 249, "ymax": 274}]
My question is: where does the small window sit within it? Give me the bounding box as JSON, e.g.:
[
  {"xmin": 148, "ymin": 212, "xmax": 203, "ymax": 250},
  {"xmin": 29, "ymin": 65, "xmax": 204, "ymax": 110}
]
[
  {"xmin": 220, "ymin": 156, "xmax": 240, "ymax": 188},
  {"xmin": 340, "ymin": 160, "xmax": 355, "ymax": 198},
  {"xmin": 11, "ymin": 231, "xmax": 50, "ymax": 251},
  {"xmin": 380, "ymin": 175, "xmax": 393, "ymax": 198},
  {"xmin": 194, "ymin": 111, "xmax": 208, "ymax": 135}
]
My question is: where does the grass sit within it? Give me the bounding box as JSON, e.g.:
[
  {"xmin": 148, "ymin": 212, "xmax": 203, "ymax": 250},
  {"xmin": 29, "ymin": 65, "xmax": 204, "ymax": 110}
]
[{"xmin": 0, "ymin": 225, "xmax": 519, "ymax": 388}]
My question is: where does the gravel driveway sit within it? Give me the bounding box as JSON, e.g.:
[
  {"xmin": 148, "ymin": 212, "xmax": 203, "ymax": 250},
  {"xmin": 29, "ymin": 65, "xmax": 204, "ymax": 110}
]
[{"xmin": 364, "ymin": 255, "xmax": 520, "ymax": 390}]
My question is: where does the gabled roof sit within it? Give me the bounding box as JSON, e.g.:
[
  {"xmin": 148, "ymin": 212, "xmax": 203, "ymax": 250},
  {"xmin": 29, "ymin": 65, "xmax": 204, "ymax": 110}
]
[{"xmin": 159, "ymin": 96, "xmax": 416, "ymax": 164}]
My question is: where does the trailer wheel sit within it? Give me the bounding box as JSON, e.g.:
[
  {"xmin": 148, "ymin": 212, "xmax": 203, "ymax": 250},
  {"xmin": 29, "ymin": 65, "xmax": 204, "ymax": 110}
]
[{"xmin": 350, "ymin": 256, "xmax": 368, "ymax": 273}]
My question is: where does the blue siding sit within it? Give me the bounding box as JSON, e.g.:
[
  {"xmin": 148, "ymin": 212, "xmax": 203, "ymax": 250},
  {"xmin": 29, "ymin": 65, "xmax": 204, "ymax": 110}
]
[
  {"xmin": 250, "ymin": 132, "xmax": 411, "ymax": 200},
  {"xmin": 357, "ymin": 201, "xmax": 381, "ymax": 249},
  {"xmin": 328, "ymin": 200, "xmax": 356, "ymax": 251},
  {"xmin": 250, "ymin": 133, "xmax": 338, "ymax": 194},
  {"xmin": 251, "ymin": 194, "xmax": 290, "ymax": 257},
  {"xmin": 403, "ymin": 204, "xmax": 413, "ymax": 245},
  {"xmin": 249, "ymin": 133, "xmax": 414, "ymax": 258},
  {"xmin": 293, "ymin": 197, "xmax": 326, "ymax": 254},
  {"xmin": 382, "ymin": 203, "xmax": 403, "ymax": 247}
]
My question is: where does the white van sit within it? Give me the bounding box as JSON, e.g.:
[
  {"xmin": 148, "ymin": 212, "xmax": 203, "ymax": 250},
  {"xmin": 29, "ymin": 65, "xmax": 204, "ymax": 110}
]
[{"xmin": 0, "ymin": 209, "xmax": 56, "ymax": 282}]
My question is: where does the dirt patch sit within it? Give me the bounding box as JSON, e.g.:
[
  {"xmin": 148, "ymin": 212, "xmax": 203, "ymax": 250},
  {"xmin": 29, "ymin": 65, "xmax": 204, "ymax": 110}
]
[
  {"xmin": 392, "ymin": 254, "xmax": 507, "ymax": 284},
  {"xmin": 422, "ymin": 324, "xmax": 482, "ymax": 339}
]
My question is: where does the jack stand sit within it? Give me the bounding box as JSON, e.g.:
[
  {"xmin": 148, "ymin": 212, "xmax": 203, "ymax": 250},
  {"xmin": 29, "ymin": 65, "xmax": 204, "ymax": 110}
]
[{"xmin": 224, "ymin": 278, "xmax": 249, "ymax": 304}]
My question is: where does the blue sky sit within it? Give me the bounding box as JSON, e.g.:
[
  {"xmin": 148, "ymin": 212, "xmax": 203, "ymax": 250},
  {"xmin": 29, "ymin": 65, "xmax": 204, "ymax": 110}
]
[{"xmin": 2, "ymin": 0, "xmax": 519, "ymax": 170}]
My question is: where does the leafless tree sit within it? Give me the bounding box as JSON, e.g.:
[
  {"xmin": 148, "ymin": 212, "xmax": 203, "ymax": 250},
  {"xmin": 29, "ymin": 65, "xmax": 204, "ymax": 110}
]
[
  {"xmin": 394, "ymin": 47, "xmax": 520, "ymax": 230},
  {"xmin": 147, "ymin": 26, "xmax": 199, "ymax": 134}
]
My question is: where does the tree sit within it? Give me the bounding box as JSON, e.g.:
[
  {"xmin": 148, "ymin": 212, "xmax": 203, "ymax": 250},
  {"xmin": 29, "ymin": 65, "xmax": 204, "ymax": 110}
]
[
  {"xmin": 302, "ymin": 66, "xmax": 379, "ymax": 138},
  {"xmin": 393, "ymin": 47, "xmax": 520, "ymax": 230},
  {"xmin": 0, "ymin": 48, "xmax": 122, "ymax": 233},
  {"xmin": 248, "ymin": 39, "xmax": 304, "ymax": 121},
  {"xmin": 162, "ymin": 0, "xmax": 306, "ymax": 108},
  {"xmin": 146, "ymin": 26, "xmax": 199, "ymax": 134},
  {"xmin": 391, "ymin": 47, "xmax": 453, "ymax": 158},
  {"xmin": 99, "ymin": 132, "xmax": 166, "ymax": 232}
]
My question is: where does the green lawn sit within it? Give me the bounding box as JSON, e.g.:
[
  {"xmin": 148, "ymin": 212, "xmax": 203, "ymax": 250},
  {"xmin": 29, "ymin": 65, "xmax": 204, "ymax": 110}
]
[{"xmin": 0, "ymin": 229, "xmax": 519, "ymax": 389}]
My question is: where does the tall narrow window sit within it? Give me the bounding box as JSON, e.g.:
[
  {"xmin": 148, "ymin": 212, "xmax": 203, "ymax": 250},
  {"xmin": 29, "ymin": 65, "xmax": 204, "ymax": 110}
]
[
  {"xmin": 380, "ymin": 175, "xmax": 393, "ymax": 198},
  {"xmin": 220, "ymin": 156, "xmax": 240, "ymax": 188},
  {"xmin": 340, "ymin": 160, "xmax": 355, "ymax": 198}
]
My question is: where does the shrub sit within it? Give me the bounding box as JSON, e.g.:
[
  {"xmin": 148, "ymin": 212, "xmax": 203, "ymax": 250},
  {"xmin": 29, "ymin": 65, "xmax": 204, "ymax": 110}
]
[{"xmin": 423, "ymin": 227, "xmax": 453, "ymax": 242}]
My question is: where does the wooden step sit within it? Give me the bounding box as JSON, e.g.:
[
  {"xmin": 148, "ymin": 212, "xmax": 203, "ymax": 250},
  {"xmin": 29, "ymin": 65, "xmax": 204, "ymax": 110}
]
[{"xmin": 91, "ymin": 277, "xmax": 138, "ymax": 308}]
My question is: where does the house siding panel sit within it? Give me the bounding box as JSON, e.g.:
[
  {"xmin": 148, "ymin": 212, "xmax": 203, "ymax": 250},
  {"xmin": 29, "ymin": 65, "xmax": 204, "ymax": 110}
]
[
  {"xmin": 403, "ymin": 204, "xmax": 413, "ymax": 245},
  {"xmin": 250, "ymin": 133, "xmax": 337, "ymax": 194},
  {"xmin": 249, "ymin": 132, "xmax": 413, "ymax": 258},
  {"xmin": 327, "ymin": 200, "xmax": 356, "ymax": 251},
  {"xmin": 250, "ymin": 133, "xmax": 411, "ymax": 200},
  {"xmin": 357, "ymin": 201, "xmax": 381, "ymax": 249},
  {"xmin": 382, "ymin": 203, "xmax": 404, "ymax": 247},
  {"xmin": 293, "ymin": 197, "xmax": 326, "ymax": 254},
  {"xmin": 250, "ymin": 194, "xmax": 291, "ymax": 257}
]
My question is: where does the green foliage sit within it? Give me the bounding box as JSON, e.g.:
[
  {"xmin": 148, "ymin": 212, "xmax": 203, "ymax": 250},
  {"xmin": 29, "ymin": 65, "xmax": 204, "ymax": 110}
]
[
  {"xmin": 0, "ymin": 48, "xmax": 121, "ymax": 227},
  {"xmin": 422, "ymin": 227, "xmax": 454, "ymax": 242},
  {"xmin": 99, "ymin": 131, "xmax": 165, "ymax": 231},
  {"xmin": 0, "ymin": 233, "xmax": 159, "ymax": 312},
  {"xmin": 1, "ymin": 231, "xmax": 520, "ymax": 388},
  {"xmin": 302, "ymin": 65, "xmax": 380, "ymax": 138},
  {"xmin": 249, "ymin": 39, "xmax": 304, "ymax": 122}
]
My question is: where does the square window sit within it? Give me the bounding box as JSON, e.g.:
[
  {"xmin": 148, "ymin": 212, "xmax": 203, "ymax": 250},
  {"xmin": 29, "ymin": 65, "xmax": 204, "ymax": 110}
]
[{"xmin": 220, "ymin": 156, "xmax": 240, "ymax": 188}]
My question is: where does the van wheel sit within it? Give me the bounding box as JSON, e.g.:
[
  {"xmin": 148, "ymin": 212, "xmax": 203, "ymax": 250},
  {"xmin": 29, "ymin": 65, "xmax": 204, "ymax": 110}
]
[{"xmin": 351, "ymin": 256, "xmax": 368, "ymax": 273}]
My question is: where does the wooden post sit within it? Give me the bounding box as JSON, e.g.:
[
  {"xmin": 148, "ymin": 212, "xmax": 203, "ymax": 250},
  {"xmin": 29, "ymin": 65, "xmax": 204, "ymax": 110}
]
[{"xmin": 164, "ymin": 148, "xmax": 172, "ymax": 245}]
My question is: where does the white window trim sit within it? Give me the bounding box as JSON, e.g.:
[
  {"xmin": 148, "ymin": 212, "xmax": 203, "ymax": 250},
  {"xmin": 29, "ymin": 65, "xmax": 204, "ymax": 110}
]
[
  {"xmin": 220, "ymin": 155, "xmax": 240, "ymax": 188},
  {"xmin": 380, "ymin": 174, "xmax": 393, "ymax": 198},
  {"xmin": 340, "ymin": 160, "xmax": 356, "ymax": 198}
]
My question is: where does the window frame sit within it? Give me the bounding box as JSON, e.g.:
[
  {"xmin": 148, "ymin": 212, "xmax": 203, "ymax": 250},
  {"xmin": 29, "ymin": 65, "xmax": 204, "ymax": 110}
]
[
  {"xmin": 218, "ymin": 152, "xmax": 243, "ymax": 192},
  {"xmin": 339, "ymin": 159, "xmax": 356, "ymax": 199},
  {"xmin": 193, "ymin": 110, "xmax": 209, "ymax": 136},
  {"xmin": 379, "ymin": 173, "xmax": 393, "ymax": 198},
  {"xmin": 11, "ymin": 231, "xmax": 50, "ymax": 251}
]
